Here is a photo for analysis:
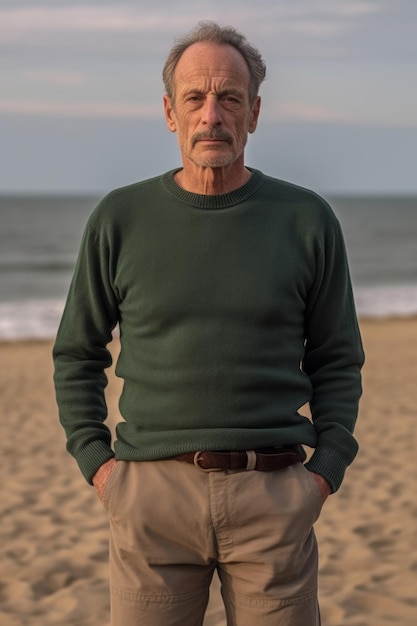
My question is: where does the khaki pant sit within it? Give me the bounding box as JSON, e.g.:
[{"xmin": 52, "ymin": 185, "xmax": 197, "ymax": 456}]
[{"xmin": 102, "ymin": 459, "xmax": 323, "ymax": 626}]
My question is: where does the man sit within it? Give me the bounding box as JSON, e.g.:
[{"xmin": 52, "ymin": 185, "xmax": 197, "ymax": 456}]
[{"xmin": 53, "ymin": 21, "xmax": 364, "ymax": 626}]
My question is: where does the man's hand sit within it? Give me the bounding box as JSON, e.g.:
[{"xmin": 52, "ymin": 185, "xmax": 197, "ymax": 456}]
[
  {"xmin": 310, "ymin": 472, "xmax": 332, "ymax": 504},
  {"xmin": 92, "ymin": 457, "xmax": 117, "ymax": 502}
]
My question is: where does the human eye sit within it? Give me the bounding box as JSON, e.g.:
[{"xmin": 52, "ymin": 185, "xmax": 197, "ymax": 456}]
[
  {"xmin": 221, "ymin": 93, "xmax": 242, "ymax": 107},
  {"xmin": 185, "ymin": 92, "xmax": 203, "ymax": 105}
]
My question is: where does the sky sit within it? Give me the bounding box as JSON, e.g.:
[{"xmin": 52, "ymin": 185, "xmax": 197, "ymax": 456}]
[{"xmin": 1, "ymin": 0, "xmax": 416, "ymax": 195}]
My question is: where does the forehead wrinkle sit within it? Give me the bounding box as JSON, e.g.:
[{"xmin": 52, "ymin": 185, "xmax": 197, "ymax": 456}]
[
  {"xmin": 173, "ymin": 42, "xmax": 251, "ymax": 96},
  {"xmin": 180, "ymin": 77, "xmax": 247, "ymax": 97},
  {"xmin": 177, "ymin": 67, "xmax": 248, "ymax": 85}
]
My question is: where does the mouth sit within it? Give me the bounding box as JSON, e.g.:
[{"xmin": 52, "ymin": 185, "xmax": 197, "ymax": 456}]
[
  {"xmin": 197, "ymin": 139, "xmax": 226, "ymax": 144},
  {"xmin": 192, "ymin": 132, "xmax": 232, "ymax": 147}
]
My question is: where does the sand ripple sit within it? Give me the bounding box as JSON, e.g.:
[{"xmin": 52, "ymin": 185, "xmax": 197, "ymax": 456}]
[{"xmin": 1, "ymin": 320, "xmax": 416, "ymax": 625}]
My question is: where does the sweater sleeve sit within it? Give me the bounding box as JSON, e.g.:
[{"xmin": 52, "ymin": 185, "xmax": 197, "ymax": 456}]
[
  {"xmin": 53, "ymin": 210, "xmax": 120, "ymax": 483},
  {"xmin": 303, "ymin": 209, "xmax": 365, "ymax": 492}
]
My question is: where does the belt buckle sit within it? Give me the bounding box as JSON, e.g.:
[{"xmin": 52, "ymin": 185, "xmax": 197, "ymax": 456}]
[
  {"xmin": 193, "ymin": 450, "xmax": 258, "ymax": 472},
  {"xmin": 193, "ymin": 452, "xmax": 223, "ymax": 472}
]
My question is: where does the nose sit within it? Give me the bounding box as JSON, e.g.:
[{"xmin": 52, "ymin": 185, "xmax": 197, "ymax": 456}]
[{"xmin": 201, "ymin": 97, "xmax": 222, "ymax": 126}]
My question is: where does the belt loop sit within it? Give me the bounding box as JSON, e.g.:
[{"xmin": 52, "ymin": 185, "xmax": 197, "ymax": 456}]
[{"xmin": 245, "ymin": 450, "xmax": 257, "ymax": 470}]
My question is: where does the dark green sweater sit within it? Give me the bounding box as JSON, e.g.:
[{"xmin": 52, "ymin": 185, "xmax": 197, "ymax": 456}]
[{"xmin": 53, "ymin": 169, "xmax": 364, "ymax": 491}]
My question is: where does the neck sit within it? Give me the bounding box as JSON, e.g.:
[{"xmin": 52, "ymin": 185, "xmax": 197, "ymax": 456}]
[{"xmin": 174, "ymin": 161, "xmax": 251, "ymax": 195}]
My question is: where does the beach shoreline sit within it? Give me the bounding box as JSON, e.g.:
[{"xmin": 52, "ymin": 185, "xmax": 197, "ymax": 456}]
[{"xmin": 1, "ymin": 317, "xmax": 417, "ymax": 625}]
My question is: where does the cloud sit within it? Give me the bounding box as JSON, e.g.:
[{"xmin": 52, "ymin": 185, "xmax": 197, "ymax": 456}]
[
  {"xmin": 0, "ymin": 8, "xmax": 115, "ymax": 45},
  {"xmin": 0, "ymin": 2, "xmax": 386, "ymax": 67},
  {"xmin": 23, "ymin": 70, "xmax": 87, "ymax": 87},
  {"xmin": 0, "ymin": 2, "xmax": 380, "ymax": 41},
  {"xmin": 265, "ymin": 102, "xmax": 357, "ymax": 123},
  {"xmin": 262, "ymin": 100, "xmax": 417, "ymax": 129},
  {"xmin": 0, "ymin": 99, "xmax": 163, "ymax": 118},
  {"xmin": 0, "ymin": 6, "xmax": 191, "ymax": 40}
]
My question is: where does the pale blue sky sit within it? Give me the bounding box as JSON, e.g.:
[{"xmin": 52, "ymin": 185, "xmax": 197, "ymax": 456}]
[{"xmin": 1, "ymin": 0, "xmax": 416, "ymax": 194}]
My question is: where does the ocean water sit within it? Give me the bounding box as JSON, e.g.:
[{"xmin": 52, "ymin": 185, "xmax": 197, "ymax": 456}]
[{"xmin": 0, "ymin": 192, "xmax": 416, "ymax": 340}]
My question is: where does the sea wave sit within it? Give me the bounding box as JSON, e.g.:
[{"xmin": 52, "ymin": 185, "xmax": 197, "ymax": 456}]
[
  {"xmin": 0, "ymin": 300, "xmax": 65, "ymax": 341},
  {"xmin": 1, "ymin": 286, "xmax": 417, "ymax": 341},
  {"xmin": 354, "ymin": 284, "xmax": 417, "ymax": 319}
]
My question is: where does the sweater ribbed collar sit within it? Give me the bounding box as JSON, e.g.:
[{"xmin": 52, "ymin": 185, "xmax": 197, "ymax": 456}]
[{"xmin": 161, "ymin": 168, "xmax": 264, "ymax": 210}]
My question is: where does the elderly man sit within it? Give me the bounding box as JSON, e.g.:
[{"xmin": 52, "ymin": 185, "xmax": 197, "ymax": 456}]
[{"xmin": 53, "ymin": 21, "xmax": 364, "ymax": 626}]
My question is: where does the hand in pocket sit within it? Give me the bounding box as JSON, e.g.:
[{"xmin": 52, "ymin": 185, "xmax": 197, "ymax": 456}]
[
  {"xmin": 309, "ymin": 472, "xmax": 332, "ymax": 504},
  {"xmin": 92, "ymin": 458, "xmax": 118, "ymax": 502}
]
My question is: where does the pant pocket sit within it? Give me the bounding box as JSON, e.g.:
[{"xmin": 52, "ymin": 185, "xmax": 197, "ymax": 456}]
[
  {"xmin": 297, "ymin": 463, "xmax": 323, "ymax": 522},
  {"xmin": 102, "ymin": 460, "xmax": 125, "ymax": 513}
]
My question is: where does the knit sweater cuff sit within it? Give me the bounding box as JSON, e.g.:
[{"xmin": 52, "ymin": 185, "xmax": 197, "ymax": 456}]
[
  {"xmin": 304, "ymin": 442, "xmax": 356, "ymax": 493},
  {"xmin": 75, "ymin": 439, "xmax": 115, "ymax": 485}
]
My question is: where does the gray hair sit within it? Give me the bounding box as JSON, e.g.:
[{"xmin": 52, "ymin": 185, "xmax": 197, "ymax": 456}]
[{"xmin": 163, "ymin": 21, "xmax": 266, "ymax": 105}]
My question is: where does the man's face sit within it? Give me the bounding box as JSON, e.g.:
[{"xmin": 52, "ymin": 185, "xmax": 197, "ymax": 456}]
[{"xmin": 164, "ymin": 42, "xmax": 260, "ymax": 171}]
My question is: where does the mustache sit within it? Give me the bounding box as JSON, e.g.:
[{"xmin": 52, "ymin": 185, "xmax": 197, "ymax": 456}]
[{"xmin": 192, "ymin": 129, "xmax": 233, "ymax": 146}]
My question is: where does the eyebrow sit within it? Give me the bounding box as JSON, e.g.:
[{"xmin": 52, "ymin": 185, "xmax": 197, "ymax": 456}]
[{"xmin": 182, "ymin": 87, "xmax": 245, "ymax": 99}]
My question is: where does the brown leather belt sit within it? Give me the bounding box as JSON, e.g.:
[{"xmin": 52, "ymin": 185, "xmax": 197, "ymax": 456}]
[{"xmin": 173, "ymin": 447, "xmax": 303, "ymax": 472}]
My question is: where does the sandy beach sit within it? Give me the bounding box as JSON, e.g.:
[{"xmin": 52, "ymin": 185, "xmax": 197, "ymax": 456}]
[{"xmin": 1, "ymin": 318, "xmax": 416, "ymax": 626}]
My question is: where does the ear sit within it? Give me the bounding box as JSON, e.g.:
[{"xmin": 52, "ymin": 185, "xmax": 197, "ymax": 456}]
[
  {"xmin": 248, "ymin": 96, "xmax": 261, "ymax": 134},
  {"xmin": 164, "ymin": 95, "xmax": 177, "ymax": 133}
]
